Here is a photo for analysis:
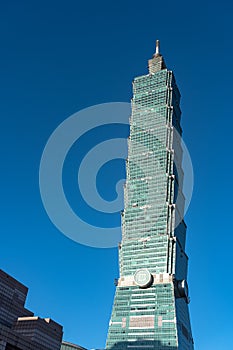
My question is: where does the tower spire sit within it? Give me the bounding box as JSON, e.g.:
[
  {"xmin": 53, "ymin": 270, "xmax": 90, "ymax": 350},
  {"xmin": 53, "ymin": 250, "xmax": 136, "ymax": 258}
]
[
  {"xmin": 155, "ymin": 39, "xmax": 160, "ymax": 55},
  {"xmin": 148, "ymin": 39, "xmax": 166, "ymax": 73}
]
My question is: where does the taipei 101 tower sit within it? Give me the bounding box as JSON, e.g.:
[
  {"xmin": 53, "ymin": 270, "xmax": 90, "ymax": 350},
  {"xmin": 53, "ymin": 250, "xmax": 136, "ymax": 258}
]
[{"xmin": 106, "ymin": 41, "xmax": 194, "ymax": 349}]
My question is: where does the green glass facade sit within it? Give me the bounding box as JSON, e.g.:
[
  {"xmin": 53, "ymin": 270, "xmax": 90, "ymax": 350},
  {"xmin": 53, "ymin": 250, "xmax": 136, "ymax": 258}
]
[{"xmin": 106, "ymin": 43, "xmax": 194, "ymax": 349}]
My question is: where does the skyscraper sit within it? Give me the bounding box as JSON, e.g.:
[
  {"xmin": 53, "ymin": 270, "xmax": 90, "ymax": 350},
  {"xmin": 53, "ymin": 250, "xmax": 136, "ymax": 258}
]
[{"xmin": 106, "ymin": 41, "xmax": 194, "ymax": 349}]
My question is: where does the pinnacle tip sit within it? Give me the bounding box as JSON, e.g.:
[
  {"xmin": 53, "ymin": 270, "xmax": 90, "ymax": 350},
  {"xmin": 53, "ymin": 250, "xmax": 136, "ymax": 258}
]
[{"xmin": 156, "ymin": 40, "xmax": 160, "ymax": 55}]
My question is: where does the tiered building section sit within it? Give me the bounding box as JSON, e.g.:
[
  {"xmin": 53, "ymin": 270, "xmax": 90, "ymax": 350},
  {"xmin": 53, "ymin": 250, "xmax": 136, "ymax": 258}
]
[{"xmin": 106, "ymin": 41, "xmax": 194, "ymax": 349}]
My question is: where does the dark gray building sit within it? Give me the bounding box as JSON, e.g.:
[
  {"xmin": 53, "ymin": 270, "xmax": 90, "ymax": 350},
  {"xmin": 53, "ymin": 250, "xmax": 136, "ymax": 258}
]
[{"xmin": 0, "ymin": 269, "xmax": 63, "ymax": 350}]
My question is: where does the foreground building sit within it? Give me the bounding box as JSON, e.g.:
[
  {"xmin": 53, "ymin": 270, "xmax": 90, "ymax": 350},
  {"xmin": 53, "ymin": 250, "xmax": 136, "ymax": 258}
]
[
  {"xmin": 61, "ymin": 341, "xmax": 87, "ymax": 350},
  {"xmin": 0, "ymin": 269, "xmax": 63, "ymax": 350},
  {"xmin": 106, "ymin": 42, "xmax": 194, "ymax": 349}
]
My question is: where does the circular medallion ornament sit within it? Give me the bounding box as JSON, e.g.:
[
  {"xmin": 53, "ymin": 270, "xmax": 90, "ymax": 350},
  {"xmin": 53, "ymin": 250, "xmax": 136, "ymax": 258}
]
[{"xmin": 134, "ymin": 268, "xmax": 152, "ymax": 288}]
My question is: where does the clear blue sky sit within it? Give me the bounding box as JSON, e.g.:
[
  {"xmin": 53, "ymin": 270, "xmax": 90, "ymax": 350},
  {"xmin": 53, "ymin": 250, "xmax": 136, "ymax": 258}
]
[{"xmin": 1, "ymin": 1, "xmax": 233, "ymax": 349}]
